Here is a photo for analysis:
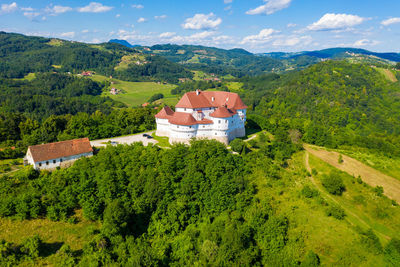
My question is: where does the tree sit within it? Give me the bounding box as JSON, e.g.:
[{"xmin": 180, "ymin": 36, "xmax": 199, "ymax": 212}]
[
  {"xmin": 321, "ymin": 171, "xmax": 346, "ymax": 195},
  {"xmin": 230, "ymin": 138, "xmax": 245, "ymax": 153}
]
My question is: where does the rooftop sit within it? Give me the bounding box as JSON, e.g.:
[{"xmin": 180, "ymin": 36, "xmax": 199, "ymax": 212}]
[
  {"xmin": 28, "ymin": 138, "xmax": 92, "ymax": 163},
  {"xmin": 175, "ymin": 90, "xmax": 247, "ymax": 110}
]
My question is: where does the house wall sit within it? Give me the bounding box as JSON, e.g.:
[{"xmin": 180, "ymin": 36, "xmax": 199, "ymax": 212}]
[
  {"xmin": 155, "ymin": 107, "xmax": 247, "ymax": 145},
  {"xmin": 32, "ymin": 152, "xmax": 93, "ymax": 170}
]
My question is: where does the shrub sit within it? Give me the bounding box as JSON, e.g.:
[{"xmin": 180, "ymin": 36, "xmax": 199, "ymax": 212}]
[
  {"xmin": 301, "ymin": 185, "xmax": 319, "ymax": 198},
  {"xmin": 20, "ymin": 235, "xmax": 42, "ymax": 258},
  {"xmin": 325, "ymin": 205, "xmax": 346, "ymax": 220},
  {"xmin": 338, "ymin": 154, "xmax": 343, "ymax": 163},
  {"xmin": 321, "ymin": 171, "xmax": 346, "ymax": 195},
  {"xmin": 230, "ymin": 138, "xmax": 246, "ymax": 153},
  {"xmin": 360, "ymin": 229, "xmax": 382, "ymax": 254},
  {"xmin": 311, "ymin": 168, "xmax": 318, "ymax": 176},
  {"xmin": 384, "ymin": 238, "xmax": 400, "ymax": 266},
  {"xmin": 374, "ymin": 186, "xmax": 384, "ymax": 197},
  {"xmin": 148, "ymin": 93, "xmax": 164, "ymax": 103},
  {"xmin": 300, "ymin": 250, "xmax": 320, "ymax": 266}
]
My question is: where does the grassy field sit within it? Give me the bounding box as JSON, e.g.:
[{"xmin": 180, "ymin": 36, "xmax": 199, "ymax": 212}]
[
  {"xmin": 335, "ymin": 147, "xmax": 400, "ymax": 181},
  {"xmin": 307, "ymin": 152, "xmax": 400, "ymax": 242},
  {"xmin": 90, "ymin": 75, "xmax": 178, "ymax": 107},
  {"xmin": 14, "ymin": 72, "xmax": 36, "ymax": 81},
  {"xmin": 0, "ymin": 209, "xmax": 100, "ymax": 265},
  {"xmin": 376, "ymin": 67, "xmax": 398, "ymax": 82},
  {"xmin": 0, "ymin": 158, "xmax": 23, "ymax": 174}
]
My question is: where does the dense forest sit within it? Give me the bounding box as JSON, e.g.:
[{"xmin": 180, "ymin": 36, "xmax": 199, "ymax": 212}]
[
  {"xmin": 0, "ymin": 32, "xmax": 192, "ymax": 83},
  {"xmin": 238, "ymin": 61, "xmax": 400, "ymax": 156}
]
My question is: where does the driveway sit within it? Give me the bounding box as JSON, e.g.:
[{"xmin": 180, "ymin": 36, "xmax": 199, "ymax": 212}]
[{"xmin": 90, "ymin": 131, "xmax": 158, "ymax": 147}]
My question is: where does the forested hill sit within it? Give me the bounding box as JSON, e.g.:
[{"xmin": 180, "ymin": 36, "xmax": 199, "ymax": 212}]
[
  {"xmin": 241, "ymin": 61, "xmax": 400, "ymax": 155},
  {"xmin": 0, "ymin": 32, "xmax": 192, "ymax": 83},
  {"xmin": 137, "ymin": 44, "xmax": 285, "ymax": 77}
]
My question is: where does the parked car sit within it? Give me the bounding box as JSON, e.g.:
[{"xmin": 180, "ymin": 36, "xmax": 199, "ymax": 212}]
[
  {"xmin": 146, "ymin": 135, "xmax": 153, "ymax": 139},
  {"xmin": 142, "ymin": 133, "xmax": 149, "ymax": 137},
  {"xmin": 110, "ymin": 141, "xmax": 118, "ymax": 145}
]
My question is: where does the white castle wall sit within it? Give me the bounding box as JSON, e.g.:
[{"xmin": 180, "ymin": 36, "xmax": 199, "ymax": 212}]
[{"xmin": 156, "ymin": 106, "xmax": 246, "ymax": 145}]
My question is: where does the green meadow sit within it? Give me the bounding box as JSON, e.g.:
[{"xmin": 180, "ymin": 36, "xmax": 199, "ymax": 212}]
[{"xmin": 90, "ymin": 74, "xmax": 178, "ymax": 107}]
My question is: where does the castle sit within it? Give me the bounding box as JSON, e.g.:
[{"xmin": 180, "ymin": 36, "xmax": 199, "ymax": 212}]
[{"xmin": 155, "ymin": 90, "xmax": 247, "ymax": 144}]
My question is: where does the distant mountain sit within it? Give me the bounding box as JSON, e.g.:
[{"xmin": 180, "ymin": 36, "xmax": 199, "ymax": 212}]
[
  {"xmin": 109, "ymin": 39, "xmax": 139, "ymax": 48},
  {"xmin": 263, "ymin": 48, "xmax": 400, "ymax": 63}
]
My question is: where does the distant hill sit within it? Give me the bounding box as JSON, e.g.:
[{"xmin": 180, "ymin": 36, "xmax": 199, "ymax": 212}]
[
  {"xmin": 109, "ymin": 39, "xmax": 139, "ymax": 48},
  {"xmin": 263, "ymin": 47, "xmax": 400, "ymax": 63}
]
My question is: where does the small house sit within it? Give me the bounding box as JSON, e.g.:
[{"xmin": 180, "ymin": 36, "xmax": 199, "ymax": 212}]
[{"xmin": 24, "ymin": 138, "xmax": 93, "ymax": 170}]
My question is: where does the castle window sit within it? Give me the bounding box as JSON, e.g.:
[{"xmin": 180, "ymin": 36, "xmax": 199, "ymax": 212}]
[
  {"xmin": 60, "ymin": 158, "xmax": 63, "ymax": 163},
  {"xmin": 53, "ymin": 160, "xmax": 56, "ymax": 164},
  {"xmin": 46, "ymin": 161, "xmax": 49, "ymax": 165},
  {"xmin": 215, "ymin": 133, "xmax": 217, "ymax": 135},
  {"xmin": 218, "ymin": 120, "xmax": 221, "ymax": 124},
  {"xmin": 184, "ymin": 108, "xmax": 186, "ymax": 111},
  {"xmin": 39, "ymin": 163, "xmax": 42, "ymax": 167}
]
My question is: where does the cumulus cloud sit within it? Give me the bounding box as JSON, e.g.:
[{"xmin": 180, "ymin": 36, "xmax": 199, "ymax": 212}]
[
  {"xmin": 182, "ymin": 13, "xmax": 222, "ymax": 30},
  {"xmin": 78, "ymin": 2, "xmax": 113, "ymax": 13},
  {"xmin": 381, "ymin": 17, "xmax": 400, "ymax": 26},
  {"xmin": 137, "ymin": 17, "xmax": 147, "ymax": 23},
  {"xmin": 1, "ymin": 2, "xmax": 18, "ymax": 13},
  {"xmin": 45, "ymin": 5, "xmax": 73, "ymax": 15},
  {"xmin": 353, "ymin": 39, "xmax": 380, "ymax": 47},
  {"xmin": 60, "ymin": 32, "xmax": 75, "ymax": 38},
  {"xmin": 23, "ymin": 12, "xmax": 41, "ymax": 20},
  {"xmin": 246, "ymin": 0, "xmax": 292, "ymax": 15},
  {"xmin": 287, "ymin": 23, "xmax": 297, "ymax": 28},
  {"xmin": 21, "ymin": 7, "xmax": 34, "ymax": 12},
  {"xmin": 115, "ymin": 14, "xmax": 120, "ymax": 18},
  {"xmin": 159, "ymin": 32, "xmax": 176, "ymax": 38},
  {"xmin": 224, "ymin": 0, "xmax": 233, "ymax": 3},
  {"xmin": 131, "ymin": 4, "xmax": 144, "ymax": 9},
  {"xmin": 273, "ymin": 35, "xmax": 312, "ymax": 46},
  {"xmin": 154, "ymin": 15, "xmax": 167, "ymax": 20},
  {"xmin": 241, "ymin": 28, "xmax": 279, "ymax": 44},
  {"xmin": 307, "ymin": 13, "xmax": 366, "ymax": 31}
]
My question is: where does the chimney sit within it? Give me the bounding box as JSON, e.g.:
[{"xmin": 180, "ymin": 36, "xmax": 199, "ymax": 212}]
[{"xmin": 196, "ymin": 89, "xmax": 200, "ymax": 95}]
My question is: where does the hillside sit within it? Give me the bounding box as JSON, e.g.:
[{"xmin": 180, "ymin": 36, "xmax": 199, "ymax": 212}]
[
  {"xmin": 240, "ymin": 61, "xmax": 400, "ymax": 157},
  {"xmin": 0, "ymin": 32, "xmax": 192, "ymax": 83}
]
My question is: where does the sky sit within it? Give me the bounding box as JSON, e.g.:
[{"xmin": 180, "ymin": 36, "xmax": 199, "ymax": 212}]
[{"xmin": 1, "ymin": 0, "xmax": 400, "ymax": 53}]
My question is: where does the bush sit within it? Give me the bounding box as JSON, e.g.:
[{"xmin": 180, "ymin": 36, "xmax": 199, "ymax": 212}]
[
  {"xmin": 374, "ymin": 186, "xmax": 384, "ymax": 197},
  {"xmin": 360, "ymin": 229, "xmax": 382, "ymax": 254},
  {"xmin": 20, "ymin": 235, "xmax": 42, "ymax": 258},
  {"xmin": 148, "ymin": 93, "xmax": 164, "ymax": 103},
  {"xmin": 300, "ymin": 250, "xmax": 320, "ymax": 266},
  {"xmin": 321, "ymin": 171, "xmax": 346, "ymax": 195},
  {"xmin": 384, "ymin": 238, "xmax": 400, "ymax": 266},
  {"xmin": 325, "ymin": 205, "xmax": 346, "ymax": 220},
  {"xmin": 230, "ymin": 138, "xmax": 246, "ymax": 153},
  {"xmin": 301, "ymin": 185, "xmax": 319, "ymax": 198}
]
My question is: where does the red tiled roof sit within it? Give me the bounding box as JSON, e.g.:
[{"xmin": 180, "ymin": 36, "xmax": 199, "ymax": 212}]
[
  {"xmin": 175, "ymin": 90, "xmax": 247, "ymax": 110},
  {"xmin": 168, "ymin": 112, "xmax": 198, "ymax": 125},
  {"xmin": 196, "ymin": 119, "xmax": 213, "ymax": 124},
  {"xmin": 210, "ymin": 106, "xmax": 237, "ymax": 118},
  {"xmin": 155, "ymin": 106, "xmax": 174, "ymax": 119},
  {"xmin": 28, "ymin": 138, "xmax": 92, "ymax": 163}
]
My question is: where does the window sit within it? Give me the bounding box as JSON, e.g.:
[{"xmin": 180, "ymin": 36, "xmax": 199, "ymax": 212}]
[
  {"xmin": 215, "ymin": 133, "xmax": 217, "ymax": 135},
  {"xmin": 219, "ymin": 120, "xmax": 221, "ymax": 124},
  {"xmin": 39, "ymin": 163, "xmax": 42, "ymax": 167},
  {"xmin": 189, "ymin": 126, "xmax": 191, "ymax": 128},
  {"xmin": 184, "ymin": 108, "xmax": 186, "ymax": 111},
  {"xmin": 53, "ymin": 160, "xmax": 56, "ymax": 164},
  {"xmin": 46, "ymin": 161, "xmax": 49, "ymax": 165},
  {"xmin": 60, "ymin": 158, "xmax": 63, "ymax": 163}
]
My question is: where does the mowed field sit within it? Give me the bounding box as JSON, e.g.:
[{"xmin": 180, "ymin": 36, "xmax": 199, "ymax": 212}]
[{"xmin": 91, "ymin": 75, "xmax": 178, "ymax": 107}]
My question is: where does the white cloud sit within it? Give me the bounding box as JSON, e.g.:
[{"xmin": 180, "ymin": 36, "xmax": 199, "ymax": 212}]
[
  {"xmin": 307, "ymin": 13, "xmax": 366, "ymax": 31},
  {"xmin": 23, "ymin": 12, "xmax": 40, "ymax": 20},
  {"xmin": 116, "ymin": 14, "xmax": 120, "ymax": 18},
  {"xmin": 132, "ymin": 4, "xmax": 144, "ymax": 9},
  {"xmin": 45, "ymin": 5, "xmax": 73, "ymax": 15},
  {"xmin": 21, "ymin": 7, "xmax": 34, "ymax": 12},
  {"xmin": 60, "ymin": 32, "xmax": 75, "ymax": 38},
  {"xmin": 159, "ymin": 32, "xmax": 176, "ymax": 38},
  {"xmin": 353, "ymin": 39, "xmax": 380, "ymax": 47},
  {"xmin": 381, "ymin": 17, "xmax": 400, "ymax": 26},
  {"xmin": 1, "ymin": 2, "xmax": 18, "ymax": 13},
  {"xmin": 182, "ymin": 13, "xmax": 222, "ymax": 30},
  {"xmin": 82, "ymin": 29, "xmax": 89, "ymax": 33},
  {"xmin": 224, "ymin": 0, "xmax": 233, "ymax": 3},
  {"xmin": 287, "ymin": 23, "xmax": 297, "ymax": 28},
  {"xmin": 246, "ymin": 0, "xmax": 292, "ymax": 15},
  {"xmin": 241, "ymin": 28, "xmax": 279, "ymax": 44},
  {"xmin": 78, "ymin": 2, "xmax": 113, "ymax": 13},
  {"xmin": 154, "ymin": 15, "xmax": 167, "ymax": 20},
  {"xmin": 190, "ymin": 31, "xmax": 216, "ymax": 39},
  {"xmin": 137, "ymin": 17, "xmax": 147, "ymax": 23},
  {"xmin": 273, "ymin": 35, "xmax": 312, "ymax": 46}
]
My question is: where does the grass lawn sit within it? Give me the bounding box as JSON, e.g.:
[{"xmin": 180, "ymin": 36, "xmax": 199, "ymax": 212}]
[
  {"xmin": 151, "ymin": 133, "xmax": 171, "ymax": 148},
  {"xmin": 90, "ymin": 74, "xmax": 178, "ymax": 107},
  {"xmin": 376, "ymin": 67, "xmax": 398, "ymax": 82},
  {"xmin": 336, "ymin": 146, "xmax": 400, "ymax": 181},
  {"xmin": 13, "ymin": 72, "xmax": 36, "ymax": 81},
  {"xmin": 0, "ymin": 158, "xmax": 23, "ymax": 174}
]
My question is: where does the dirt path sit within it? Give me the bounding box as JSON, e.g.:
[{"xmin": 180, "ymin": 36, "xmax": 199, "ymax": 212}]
[
  {"xmin": 304, "ymin": 144, "xmax": 400, "ymax": 203},
  {"xmin": 304, "ymin": 151, "xmax": 390, "ymax": 240}
]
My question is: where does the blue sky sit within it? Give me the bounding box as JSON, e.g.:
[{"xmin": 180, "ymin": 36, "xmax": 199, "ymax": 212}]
[{"xmin": 1, "ymin": 0, "xmax": 400, "ymax": 53}]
